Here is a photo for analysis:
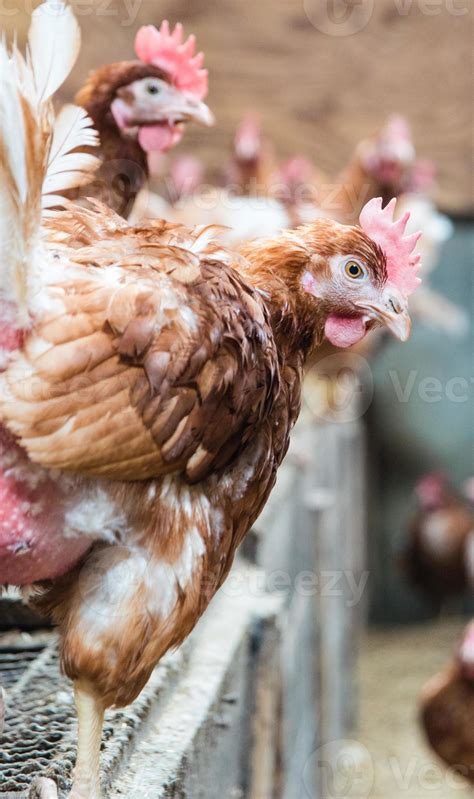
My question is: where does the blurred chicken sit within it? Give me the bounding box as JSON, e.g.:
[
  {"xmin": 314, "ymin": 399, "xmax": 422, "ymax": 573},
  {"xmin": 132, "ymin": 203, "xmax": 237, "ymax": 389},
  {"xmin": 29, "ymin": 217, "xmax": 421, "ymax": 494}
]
[
  {"xmin": 167, "ymin": 154, "xmax": 206, "ymax": 202},
  {"xmin": 132, "ymin": 114, "xmax": 286, "ymax": 240},
  {"xmin": 320, "ymin": 115, "xmax": 419, "ymax": 224},
  {"xmin": 72, "ymin": 20, "xmax": 214, "ymax": 217},
  {"xmin": 132, "ymin": 121, "xmax": 320, "ymax": 241},
  {"xmin": 402, "ymin": 474, "xmax": 474, "ymax": 607},
  {"xmin": 420, "ymin": 621, "xmax": 474, "ymax": 784},
  {"xmin": 0, "ymin": 5, "xmax": 423, "ymax": 797},
  {"xmin": 270, "ymin": 156, "xmax": 327, "ymax": 227},
  {"xmin": 226, "ymin": 113, "xmax": 277, "ymax": 195},
  {"xmin": 131, "ymin": 182, "xmax": 293, "ymax": 244}
]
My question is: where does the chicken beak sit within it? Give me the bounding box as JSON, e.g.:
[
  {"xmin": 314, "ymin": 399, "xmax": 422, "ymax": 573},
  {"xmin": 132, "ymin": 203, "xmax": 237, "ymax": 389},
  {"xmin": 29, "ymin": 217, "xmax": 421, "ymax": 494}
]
[
  {"xmin": 165, "ymin": 90, "xmax": 215, "ymax": 127},
  {"xmin": 356, "ymin": 289, "xmax": 411, "ymax": 342},
  {"xmin": 382, "ymin": 303, "xmax": 411, "ymax": 341}
]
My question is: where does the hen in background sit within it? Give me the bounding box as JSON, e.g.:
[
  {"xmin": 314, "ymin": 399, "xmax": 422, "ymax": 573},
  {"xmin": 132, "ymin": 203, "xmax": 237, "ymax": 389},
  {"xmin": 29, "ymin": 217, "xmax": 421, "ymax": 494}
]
[
  {"xmin": 420, "ymin": 621, "xmax": 474, "ymax": 785},
  {"xmin": 226, "ymin": 113, "xmax": 277, "ymax": 196},
  {"xmin": 72, "ymin": 20, "xmax": 214, "ymax": 217},
  {"xmin": 0, "ymin": 4, "xmax": 422, "ymax": 796},
  {"xmin": 401, "ymin": 473, "xmax": 474, "ymax": 610},
  {"xmin": 321, "ymin": 115, "xmax": 424, "ymax": 223},
  {"xmin": 133, "ymin": 113, "xmax": 294, "ymax": 241}
]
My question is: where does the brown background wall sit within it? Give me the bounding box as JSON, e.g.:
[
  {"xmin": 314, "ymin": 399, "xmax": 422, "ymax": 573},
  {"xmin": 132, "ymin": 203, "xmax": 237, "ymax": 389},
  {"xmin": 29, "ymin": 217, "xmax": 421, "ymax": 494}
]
[{"xmin": 3, "ymin": 0, "xmax": 472, "ymax": 213}]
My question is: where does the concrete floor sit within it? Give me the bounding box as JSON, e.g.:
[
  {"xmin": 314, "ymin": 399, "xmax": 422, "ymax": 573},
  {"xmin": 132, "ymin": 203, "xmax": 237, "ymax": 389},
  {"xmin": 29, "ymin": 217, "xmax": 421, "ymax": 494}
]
[{"xmin": 354, "ymin": 621, "xmax": 473, "ymax": 799}]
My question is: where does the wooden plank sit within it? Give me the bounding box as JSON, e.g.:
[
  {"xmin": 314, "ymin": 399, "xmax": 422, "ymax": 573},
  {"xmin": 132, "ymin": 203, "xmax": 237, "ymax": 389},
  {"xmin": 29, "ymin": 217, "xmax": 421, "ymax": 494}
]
[
  {"xmin": 309, "ymin": 419, "xmax": 368, "ymax": 748},
  {"xmin": 248, "ymin": 422, "xmax": 326, "ymax": 798},
  {"xmin": 246, "ymin": 615, "xmax": 283, "ymax": 799}
]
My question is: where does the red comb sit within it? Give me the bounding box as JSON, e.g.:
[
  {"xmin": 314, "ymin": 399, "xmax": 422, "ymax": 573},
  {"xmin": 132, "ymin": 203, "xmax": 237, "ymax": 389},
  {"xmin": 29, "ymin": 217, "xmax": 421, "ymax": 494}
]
[
  {"xmin": 359, "ymin": 197, "xmax": 422, "ymax": 297},
  {"xmin": 135, "ymin": 21, "xmax": 208, "ymax": 100},
  {"xmin": 383, "ymin": 114, "xmax": 412, "ymax": 144}
]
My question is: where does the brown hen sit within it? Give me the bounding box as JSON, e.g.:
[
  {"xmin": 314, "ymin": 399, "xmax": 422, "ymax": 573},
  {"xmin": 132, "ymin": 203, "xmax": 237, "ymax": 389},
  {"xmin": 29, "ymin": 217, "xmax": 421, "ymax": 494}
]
[
  {"xmin": 0, "ymin": 5, "xmax": 421, "ymax": 798},
  {"xmin": 421, "ymin": 621, "xmax": 474, "ymax": 785},
  {"xmin": 402, "ymin": 474, "xmax": 474, "ymax": 608},
  {"xmin": 72, "ymin": 20, "xmax": 214, "ymax": 218}
]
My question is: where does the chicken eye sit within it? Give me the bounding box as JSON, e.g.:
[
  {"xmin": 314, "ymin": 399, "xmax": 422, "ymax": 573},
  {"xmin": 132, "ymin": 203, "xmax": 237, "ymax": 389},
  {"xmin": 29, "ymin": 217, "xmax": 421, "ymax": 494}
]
[
  {"xmin": 344, "ymin": 260, "xmax": 365, "ymax": 280},
  {"xmin": 147, "ymin": 83, "xmax": 161, "ymax": 96}
]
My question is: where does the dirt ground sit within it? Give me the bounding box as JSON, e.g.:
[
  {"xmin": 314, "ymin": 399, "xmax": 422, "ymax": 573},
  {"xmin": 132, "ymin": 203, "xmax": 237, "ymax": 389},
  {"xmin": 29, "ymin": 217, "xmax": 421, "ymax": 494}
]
[{"xmin": 354, "ymin": 620, "xmax": 473, "ymax": 799}]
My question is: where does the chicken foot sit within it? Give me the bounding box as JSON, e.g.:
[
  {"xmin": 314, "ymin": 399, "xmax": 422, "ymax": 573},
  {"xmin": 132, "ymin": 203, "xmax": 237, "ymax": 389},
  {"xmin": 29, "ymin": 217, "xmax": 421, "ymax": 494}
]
[{"xmin": 28, "ymin": 680, "xmax": 104, "ymax": 799}]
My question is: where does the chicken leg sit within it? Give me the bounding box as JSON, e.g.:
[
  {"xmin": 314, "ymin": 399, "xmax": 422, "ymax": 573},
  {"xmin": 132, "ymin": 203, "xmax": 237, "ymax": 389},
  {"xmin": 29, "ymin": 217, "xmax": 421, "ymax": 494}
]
[
  {"xmin": 68, "ymin": 681, "xmax": 105, "ymax": 799},
  {"xmin": 28, "ymin": 682, "xmax": 104, "ymax": 799}
]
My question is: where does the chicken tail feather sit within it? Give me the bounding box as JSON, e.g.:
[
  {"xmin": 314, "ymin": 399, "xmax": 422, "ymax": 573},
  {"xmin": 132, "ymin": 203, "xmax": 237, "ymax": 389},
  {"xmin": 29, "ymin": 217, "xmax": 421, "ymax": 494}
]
[
  {"xmin": 0, "ymin": 1, "xmax": 99, "ymax": 324},
  {"xmin": 27, "ymin": 0, "xmax": 81, "ymax": 104},
  {"xmin": 0, "ymin": 43, "xmax": 41, "ymax": 323}
]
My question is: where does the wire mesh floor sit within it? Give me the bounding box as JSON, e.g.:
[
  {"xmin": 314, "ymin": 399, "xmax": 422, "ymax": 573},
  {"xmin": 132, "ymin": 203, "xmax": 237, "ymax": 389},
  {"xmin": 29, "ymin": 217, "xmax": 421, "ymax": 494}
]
[{"xmin": 0, "ymin": 631, "xmax": 184, "ymax": 797}]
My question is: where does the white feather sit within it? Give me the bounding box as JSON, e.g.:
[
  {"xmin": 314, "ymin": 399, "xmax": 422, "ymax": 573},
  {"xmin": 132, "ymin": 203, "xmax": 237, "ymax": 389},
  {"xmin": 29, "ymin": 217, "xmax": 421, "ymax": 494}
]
[
  {"xmin": 0, "ymin": 51, "xmax": 26, "ymax": 199},
  {"xmin": 0, "ymin": 2, "xmax": 99, "ymax": 324},
  {"xmin": 27, "ymin": 0, "xmax": 81, "ymax": 104},
  {"xmin": 0, "ymin": 44, "xmax": 32, "ymax": 316},
  {"xmin": 42, "ymin": 104, "xmax": 99, "ymax": 208}
]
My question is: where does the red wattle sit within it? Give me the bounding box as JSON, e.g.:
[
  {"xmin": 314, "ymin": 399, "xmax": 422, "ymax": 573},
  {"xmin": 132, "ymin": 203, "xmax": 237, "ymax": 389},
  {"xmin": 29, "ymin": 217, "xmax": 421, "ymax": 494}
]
[
  {"xmin": 324, "ymin": 314, "xmax": 367, "ymax": 348},
  {"xmin": 138, "ymin": 123, "xmax": 184, "ymax": 153}
]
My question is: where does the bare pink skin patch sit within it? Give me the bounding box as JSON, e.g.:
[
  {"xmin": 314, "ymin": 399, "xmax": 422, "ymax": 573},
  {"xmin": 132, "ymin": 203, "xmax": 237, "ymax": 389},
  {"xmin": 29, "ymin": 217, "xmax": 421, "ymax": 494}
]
[
  {"xmin": 0, "ymin": 322, "xmax": 24, "ymax": 353},
  {"xmin": 324, "ymin": 314, "xmax": 367, "ymax": 348},
  {"xmin": 301, "ymin": 270, "xmax": 320, "ymax": 297},
  {"xmin": 0, "ymin": 317, "xmax": 92, "ymax": 585},
  {"xmin": 0, "ymin": 432, "xmax": 92, "ymax": 585},
  {"xmin": 300, "ymin": 273, "xmax": 367, "ymax": 348}
]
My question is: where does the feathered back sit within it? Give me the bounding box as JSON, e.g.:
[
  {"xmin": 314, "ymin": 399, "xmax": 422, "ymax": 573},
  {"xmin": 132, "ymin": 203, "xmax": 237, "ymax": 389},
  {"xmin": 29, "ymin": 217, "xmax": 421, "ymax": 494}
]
[{"xmin": 0, "ymin": 0, "xmax": 99, "ymax": 324}]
